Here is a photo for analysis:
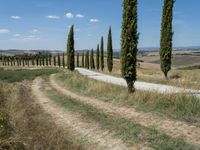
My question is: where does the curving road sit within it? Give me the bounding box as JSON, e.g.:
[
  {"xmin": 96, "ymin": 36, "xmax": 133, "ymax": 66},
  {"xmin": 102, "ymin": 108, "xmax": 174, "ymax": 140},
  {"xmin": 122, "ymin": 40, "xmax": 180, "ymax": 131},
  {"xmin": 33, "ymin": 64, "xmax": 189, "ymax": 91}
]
[{"xmin": 76, "ymin": 68, "xmax": 200, "ymax": 98}]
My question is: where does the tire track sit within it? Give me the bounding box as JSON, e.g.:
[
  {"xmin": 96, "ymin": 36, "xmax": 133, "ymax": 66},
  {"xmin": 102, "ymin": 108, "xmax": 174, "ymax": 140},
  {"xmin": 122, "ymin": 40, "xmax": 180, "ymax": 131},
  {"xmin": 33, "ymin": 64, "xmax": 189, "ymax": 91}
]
[
  {"xmin": 50, "ymin": 74, "xmax": 200, "ymax": 147},
  {"xmin": 32, "ymin": 77, "xmax": 143, "ymax": 150}
]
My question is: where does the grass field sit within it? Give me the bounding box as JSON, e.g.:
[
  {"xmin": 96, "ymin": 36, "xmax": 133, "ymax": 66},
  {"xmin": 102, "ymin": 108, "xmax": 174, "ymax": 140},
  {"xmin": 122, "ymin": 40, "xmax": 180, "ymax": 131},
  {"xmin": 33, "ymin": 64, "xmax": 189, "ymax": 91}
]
[
  {"xmin": 93, "ymin": 58, "xmax": 200, "ymax": 90},
  {"xmin": 55, "ymin": 71, "xmax": 200, "ymax": 125},
  {"xmin": 0, "ymin": 68, "xmax": 59, "ymax": 82},
  {"xmin": 0, "ymin": 67, "xmax": 199, "ymax": 149},
  {"xmin": 0, "ymin": 69, "xmax": 83, "ymax": 149},
  {"xmin": 43, "ymin": 80, "xmax": 196, "ymax": 149}
]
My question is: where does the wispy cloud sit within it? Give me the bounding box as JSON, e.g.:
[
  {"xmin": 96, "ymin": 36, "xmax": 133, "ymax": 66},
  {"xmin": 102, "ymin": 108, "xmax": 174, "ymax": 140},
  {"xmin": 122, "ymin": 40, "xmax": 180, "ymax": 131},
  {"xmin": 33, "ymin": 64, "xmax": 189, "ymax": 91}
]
[
  {"xmin": 46, "ymin": 15, "xmax": 60, "ymax": 19},
  {"xmin": 0, "ymin": 29, "xmax": 10, "ymax": 34},
  {"xmin": 65, "ymin": 13, "xmax": 74, "ymax": 19},
  {"xmin": 90, "ymin": 18, "xmax": 99, "ymax": 23},
  {"xmin": 33, "ymin": 29, "xmax": 40, "ymax": 33},
  {"xmin": 13, "ymin": 34, "xmax": 21, "ymax": 37},
  {"xmin": 11, "ymin": 16, "xmax": 22, "ymax": 20},
  {"xmin": 11, "ymin": 35, "xmax": 40, "ymax": 41},
  {"xmin": 76, "ymin": 14, "xmax": 84, "ymax": 18}
]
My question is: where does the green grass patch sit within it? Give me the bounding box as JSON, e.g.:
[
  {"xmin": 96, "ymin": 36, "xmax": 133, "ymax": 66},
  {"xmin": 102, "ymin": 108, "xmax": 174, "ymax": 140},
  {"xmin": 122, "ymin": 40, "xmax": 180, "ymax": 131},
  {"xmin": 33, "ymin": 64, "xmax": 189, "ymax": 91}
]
[
  {"xmin": 44, "ymin": 82, "xmax": 198, "ymax": 150},
  {"xmin": 55, "ymin": 72, "xmax": 200, "ymax": 125},
  {"xmin": 0, "ymin": 69, "xmax": 59, "ymax": 83}
]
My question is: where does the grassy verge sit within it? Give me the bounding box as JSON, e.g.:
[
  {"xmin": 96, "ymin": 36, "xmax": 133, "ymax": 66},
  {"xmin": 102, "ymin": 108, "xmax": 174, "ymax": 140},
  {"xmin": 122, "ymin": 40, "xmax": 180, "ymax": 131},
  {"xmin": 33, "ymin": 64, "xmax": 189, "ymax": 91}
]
[
  {"xmin": 0, "ymin": 68, "xmax": 59, "ymax": 83},
  {"xmin": 93, "ymin": 58, "xmax": 200, "ymax": 89},
  {"xmin": 55, "ymin": 72, "xmax": 200, "ymax": 125},
  {"xmin": 44, "ymin": 81, "xmax": 198, "ymax": 150},
  {"xmin": 0, "ymin": 82, "xmax": 83, "ymax": 150}
]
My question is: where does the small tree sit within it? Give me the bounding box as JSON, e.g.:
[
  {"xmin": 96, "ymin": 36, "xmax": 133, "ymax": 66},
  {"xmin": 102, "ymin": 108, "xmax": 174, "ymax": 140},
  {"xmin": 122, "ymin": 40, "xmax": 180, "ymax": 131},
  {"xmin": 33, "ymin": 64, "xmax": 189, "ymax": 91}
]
[
  {"xmin": 82, "ymin": 52, "xmax": 85, "ymax": 67},
  {"xmin": 100, "ymin": 36, "xmax": 104, "ymax": 71},
  {"xmin": 67, "ymin": 25, "xmax": 75, "ymax": 71},
  {"xmin": 96, "ymin": 44, "xmax": 100, "ymax": 70},
  {"xmin": 107, "ymin": 26, "xmax": 113, "ymax": 72},
  {"xmin": 90, "ymin": 49, "xmax": 95, "ymax": 69},
  {"xmin": 77, "ymin": 52, "xmax": 79, "ymax": 67},
  {"xmin": 121, "ymin": 0, "xmax": 139, "ymax": 93},
  {"xmin": 160, "ymin": 0, "xmax": 175, "ymax": 79}
]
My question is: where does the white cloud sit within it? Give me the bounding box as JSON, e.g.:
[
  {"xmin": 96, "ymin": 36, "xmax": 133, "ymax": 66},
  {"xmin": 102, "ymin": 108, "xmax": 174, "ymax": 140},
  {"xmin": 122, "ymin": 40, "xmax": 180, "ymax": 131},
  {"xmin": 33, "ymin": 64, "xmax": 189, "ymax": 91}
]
[
  {"xmin": 11, "ymin": 16, "xmax": 21, "ymax": 20},
  {"xmin": 13, "ymin": 34, "xmax": 21, "ymax": 37},
  {"xmin": 0, "ymin": 29, "xmax": 10, "ymax": 34},
  {"xmin": 46, "ymin": 15, "xmax": 60, "ymax": 19},
  {"xmin": 65, "ymin": 13, "xmax": 74, "ymax": 19},
  {"xmin": 33, "ymin": 29, "xmax": 40, "ymax": 33},
  {"xmin": 90, "ymin": 19, "xmax": 99, "ymax": 23},
  {"xmin": 76, "ymin": 14, "xmax": 84, "ymax": 18},
  {"xmin": 11, "ymin": 35, "xmax": 40, "ymax": 41}
]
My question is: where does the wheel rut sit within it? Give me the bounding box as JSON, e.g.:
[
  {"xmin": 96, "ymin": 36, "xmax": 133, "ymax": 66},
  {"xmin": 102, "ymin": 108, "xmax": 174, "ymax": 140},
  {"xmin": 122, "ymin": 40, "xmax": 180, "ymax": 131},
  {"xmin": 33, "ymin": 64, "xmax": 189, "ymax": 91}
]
[
  {"xmin": 50, "ymin": 74, "xmax": 200, "ymax": 147},
  {"xmin": 32, "ymin": 77, "xmax": 144, "ymax": 150}
]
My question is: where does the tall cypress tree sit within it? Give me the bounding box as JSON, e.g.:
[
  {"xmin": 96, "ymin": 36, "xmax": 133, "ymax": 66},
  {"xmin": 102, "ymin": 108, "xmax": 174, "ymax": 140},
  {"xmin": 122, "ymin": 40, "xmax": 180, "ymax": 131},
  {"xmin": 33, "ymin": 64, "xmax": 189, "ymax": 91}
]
[
  {"xmin": 58, "ymin": 53, "xmax": 61, "ymax": 67},
  {"xmin": 62, "ymin": 53, "xmax": 65, "ymax": 68},
  {"xmin": 49, "ymin": 54, "xmax": 52, "ymax": 66},
  {"xmin": 85, "ymin": 50, "xmax": 89, "ymax": 69},
  {"xmin": 53, "ymin": 56, "xmax": 56, "ymax": 66},
  {"xmin": 96, "ymin": 44, "xmax": 100, "ymax": 70},
  {"xmin": 160, "ymin": 0, "xmax": 175, "ymax": 79},
  {"xmin": 67, "ymin": 25, "xmax": 75, "ymax": 71},
  {"xmin": 90, "ymin": 49, "xmax": 95, "ymax": 69},
  {"xmin": 77, "ymin": 52, "xmax": 79, "ymax": 67},
  {"xmin": 100, "ymin": 36, "xmax": 104, "ymax": 71},
  {"xmin": 107, "ymin": 26, "xmax": 113, "ymax": 72},
  {"xmin": 121, "ymin": 0, "xmax": 139, "ymax": 93},
  {"xmin": 42, "ymin": 56, "xmax": 45, "ymax": 66},
  {"xmin": 46, "ymin": 54, "xmax": 48, "ymax": 66},
  {"xmin": 82, "ymin": 52, "xmax": 85, "ymax": 67}
]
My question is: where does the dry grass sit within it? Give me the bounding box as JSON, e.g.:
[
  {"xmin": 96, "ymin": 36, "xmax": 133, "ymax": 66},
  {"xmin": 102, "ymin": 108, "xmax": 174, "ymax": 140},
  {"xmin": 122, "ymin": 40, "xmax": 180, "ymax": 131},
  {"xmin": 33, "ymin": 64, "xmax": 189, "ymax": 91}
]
[
  {"xmin": 55, "ymin": 71, "xmax": 200, "ymax": 125},
  {"xmin": 84, "ymin": 57, "xmax": 200, "ymax": 90},
  {"xmin": 0, "ymin": 81, "xmax": 83, "ymax": 150}
]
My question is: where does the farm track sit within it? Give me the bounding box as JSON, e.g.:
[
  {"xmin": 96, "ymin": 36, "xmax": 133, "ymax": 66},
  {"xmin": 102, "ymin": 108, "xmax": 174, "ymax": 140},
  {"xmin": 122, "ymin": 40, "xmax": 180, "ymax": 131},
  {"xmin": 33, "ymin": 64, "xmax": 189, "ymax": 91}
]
[
  {"xmin": 32, "ymin": 77, "xmax": 145, "ymax": 150},
  {"xmin": 50, "ymin": 74, "xmax": 200, "ymax": 147},
  {"xmin": 76, "ymin": 68, "xmax": 200, "ymax": 98}
]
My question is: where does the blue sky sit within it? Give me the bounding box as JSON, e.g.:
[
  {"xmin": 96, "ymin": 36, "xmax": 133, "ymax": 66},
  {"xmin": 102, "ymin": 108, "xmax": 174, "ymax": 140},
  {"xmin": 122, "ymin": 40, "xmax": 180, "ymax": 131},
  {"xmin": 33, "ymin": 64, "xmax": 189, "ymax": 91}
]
[{"xmin": 0, "ymin": 0, "xmax": 200, "ymax": 50}]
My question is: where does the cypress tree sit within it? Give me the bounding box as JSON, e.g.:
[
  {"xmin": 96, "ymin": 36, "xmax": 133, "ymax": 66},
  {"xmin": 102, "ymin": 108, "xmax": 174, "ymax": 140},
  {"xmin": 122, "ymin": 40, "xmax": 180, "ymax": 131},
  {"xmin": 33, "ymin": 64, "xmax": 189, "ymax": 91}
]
[
  {"xmin": 22, "ymin": 58, "xmax": 24, "ymax": 66},
  {"xmin": 90, "ymin": 49, "xmax": 95, "ymax": 69},
  {"xmin": 58, "ymin": 53, "xmax": 61, "ymax": 67},
  {"xmin": 53, "ymin": 56, "xmax": 56, "ymax": 66},
  {"xmin": 39, "ymin": 57, "xmax": 42, "ymax": 66},
  {"xmin": 107, "ymin": 26, "xmax": 113, "ymax": 72},
  {"xmin": 85, "ymin": 50, "xmax": 89, "ymax": 69},
  {"xmin": 77, "ymin": 52, "xmax": 79, "ymax": 67},
  {"xmin": 49, "ymin": 54, "xmax": 52, "ymax": 66},
  {"xmin": 67, "ymin": 25, "xmax": 75, "ymax": 71},
  {"xmin": 121, "ymin": 0, "xmax": 139, "ymax": 93},
  {"xmin": 100, "ymin": 36, "xmax": 104, "ymax": 71},
  {"xmin": 160, "ymin": 0, "xmax": 175, "ymax": 79},
  {"xmin": 32, "ymin": 57, "xmax": 34, "ymax": 66},
  {"xmin": 46, "ymin": 55, "xmax": 48, "ymax": 66},
  {"xmin": 82, "ymin": 52, "xmax": 85, "ymax": 67},
  {"xmin": 62, "ymin": 53, "xmax": 65, "ymax": 68},
  {"xmin": 36, "ymin": 57, "xmax": 39, "ymax": 66},
  {"xmin": 96, "ymin": 44, "xmax": 100, "ymax": 70},
  {"xmin": 42, "ymin": 56, "xmax": 44, "ymax": 66}
]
